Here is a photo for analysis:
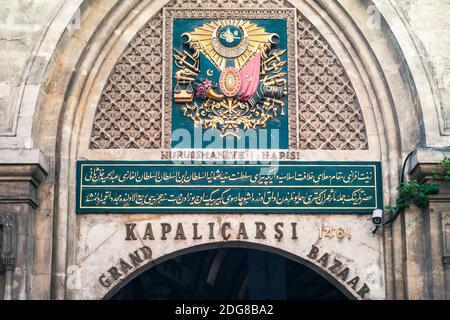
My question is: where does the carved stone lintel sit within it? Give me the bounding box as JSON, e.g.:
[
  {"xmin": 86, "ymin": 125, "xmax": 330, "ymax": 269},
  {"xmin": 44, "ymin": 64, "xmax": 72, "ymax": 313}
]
[
  {"xmin": 0, "ymin": 213, "xmax": 18, "ymax": 273},
  {"xmin": 0, "ymin": 163, "xmax": 48, "ymax": 208},
  {"xmin": 408, "ymin": 147, "xmax": 450, "ymax": 183}
]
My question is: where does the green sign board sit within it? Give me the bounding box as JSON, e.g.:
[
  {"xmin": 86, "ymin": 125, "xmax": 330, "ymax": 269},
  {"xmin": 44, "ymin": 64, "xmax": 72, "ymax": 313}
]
[{"xmin": 76, "ymin": 161, "xmax": 382, "ymax": 214}]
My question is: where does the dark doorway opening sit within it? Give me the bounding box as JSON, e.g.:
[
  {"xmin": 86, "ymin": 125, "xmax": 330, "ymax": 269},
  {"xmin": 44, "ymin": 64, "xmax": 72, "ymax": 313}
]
[{"xmin": 110, "ymin": 247, "xmax": 349, "ymax": 300}]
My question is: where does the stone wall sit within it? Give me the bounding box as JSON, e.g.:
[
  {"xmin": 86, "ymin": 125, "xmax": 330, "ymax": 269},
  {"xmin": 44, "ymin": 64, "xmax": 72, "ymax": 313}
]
[
  {"xmin": 0, "ymin": 1, "xmax": 448, "ymax": 148},
  {"xmin": 0, "ymin": 0, "xmax": 64, "ymax": 141},
  {"xmin": 0, "ymin": 0, "xmax": 449, "ymax": 300},
  {"xmin": 394, "ymin": 0, "xmax": 450, "ymax": 133}
]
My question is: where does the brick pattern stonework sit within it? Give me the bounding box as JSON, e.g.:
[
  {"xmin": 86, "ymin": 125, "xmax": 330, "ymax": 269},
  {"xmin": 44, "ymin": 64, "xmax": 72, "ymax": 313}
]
[{"xmin": 89, "ymin": 0, "xmax": 368, "ymax": 150}]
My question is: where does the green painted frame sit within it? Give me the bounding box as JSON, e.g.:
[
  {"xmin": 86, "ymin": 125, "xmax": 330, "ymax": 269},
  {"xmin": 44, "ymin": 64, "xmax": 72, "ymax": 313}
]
[{"xmin": 76, "ymin": 161, "xmax": 382, "ymax": 214}]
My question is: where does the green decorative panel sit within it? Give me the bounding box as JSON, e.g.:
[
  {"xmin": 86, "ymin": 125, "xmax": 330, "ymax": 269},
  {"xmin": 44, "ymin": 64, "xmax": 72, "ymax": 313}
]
[
  {"xmin": 76, "ymin": 161, "xmax": 382, "ymax": 214},
  {"xmin": 171, "ymin": 17, "xmax": 290, "ymax": 149}
]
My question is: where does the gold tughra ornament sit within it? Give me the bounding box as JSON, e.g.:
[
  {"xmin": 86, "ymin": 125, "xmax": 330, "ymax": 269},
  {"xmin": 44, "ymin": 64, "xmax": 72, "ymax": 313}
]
[{"xmin": 173, "ymin": 19, "xmax": 288, "ymax": 136}]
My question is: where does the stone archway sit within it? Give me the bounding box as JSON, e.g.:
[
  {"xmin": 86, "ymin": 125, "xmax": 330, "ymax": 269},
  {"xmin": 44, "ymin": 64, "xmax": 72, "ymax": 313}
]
[
  {"xmin": 72, "ymin": 215, "xmax": 383, "ymax": 300},
  {"xmin": 27, "ymin": 0, "xmax": 445, "ymax": 301},
  {"xmin": 103, "ymin": 242, "xmax": 357, "ymax": 300}
]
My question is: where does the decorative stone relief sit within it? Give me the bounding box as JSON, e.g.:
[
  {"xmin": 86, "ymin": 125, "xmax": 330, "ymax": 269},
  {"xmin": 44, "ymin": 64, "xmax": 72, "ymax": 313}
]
[
  {"xmin": 89, "ymin": 0, "xmax": 368, "ymax": 150},
  {"xmin": 168, "ymin": 0, "xmax": 290, "ymax": 8},
  {"xmin": 296, "ymin": 14, "xmax": 368, "ymax": 150},
  {"xmin": 0, "ymin": 213, "xmax": 17, "ymax": 272},
  {"xmin": 442, "ymin": 212, "xmax": 450, "ymax": 265},
  {"xmin": 89, "ymin": 13, "xmax": 164, "ymax": 149}
]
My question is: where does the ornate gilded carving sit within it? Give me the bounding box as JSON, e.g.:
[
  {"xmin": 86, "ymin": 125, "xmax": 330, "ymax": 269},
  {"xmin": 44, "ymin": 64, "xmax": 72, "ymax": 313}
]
[
  {"xmin": 296, "ymin": 14, "xmax": 368, "ymax": 150},
  {"xmin": 89, "ymin": 0, "xmax": 368, "ymax": 150},
  {"xmin": 172, "ymin": 18, "xmax": 288, "ymax": 137},
  {"xmin": 164, "ymin": 8, "xmax": 297, "ymax": 148}
]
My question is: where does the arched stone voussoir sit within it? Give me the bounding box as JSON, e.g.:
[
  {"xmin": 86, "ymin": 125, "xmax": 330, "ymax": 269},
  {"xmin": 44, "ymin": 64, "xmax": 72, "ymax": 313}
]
[{"xmin": 73, "ymin": 214, "xmax": 385, "ymax": 300}]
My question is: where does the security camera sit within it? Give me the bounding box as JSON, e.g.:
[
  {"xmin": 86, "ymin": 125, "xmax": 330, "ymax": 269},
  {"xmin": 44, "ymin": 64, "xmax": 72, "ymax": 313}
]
[
  {"xmin": 370, "ymin": 209, "xmax": 383, "ymax": 235},
  {"xmin": 372, "ymin": 209, "xmax": 383, "ymax": 226}
]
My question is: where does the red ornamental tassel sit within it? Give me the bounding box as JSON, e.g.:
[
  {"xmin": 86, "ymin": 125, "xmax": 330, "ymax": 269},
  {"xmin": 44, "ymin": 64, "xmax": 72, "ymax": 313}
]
[{"xmin": 238, "ymin": 53, "xmax": 261, "ymax": 102}]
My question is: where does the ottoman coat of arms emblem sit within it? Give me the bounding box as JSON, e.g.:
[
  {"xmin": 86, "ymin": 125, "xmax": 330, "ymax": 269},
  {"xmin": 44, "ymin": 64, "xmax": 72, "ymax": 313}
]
[{"xmin": 173, "ymin": 19, "xmax": 288, "ymax": 137}]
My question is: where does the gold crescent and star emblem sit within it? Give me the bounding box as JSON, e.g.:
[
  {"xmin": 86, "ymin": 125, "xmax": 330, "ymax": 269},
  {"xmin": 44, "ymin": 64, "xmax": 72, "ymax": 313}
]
[{"xmin": 173, "ymin": 19, "xmax": 288, "ymax": 136}]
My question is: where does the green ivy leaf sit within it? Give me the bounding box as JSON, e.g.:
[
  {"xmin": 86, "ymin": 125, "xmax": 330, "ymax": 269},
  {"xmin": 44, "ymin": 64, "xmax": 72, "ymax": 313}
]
[{"xmin": 387, "ymin": 155, "xmax": 446, "ymax": 225}]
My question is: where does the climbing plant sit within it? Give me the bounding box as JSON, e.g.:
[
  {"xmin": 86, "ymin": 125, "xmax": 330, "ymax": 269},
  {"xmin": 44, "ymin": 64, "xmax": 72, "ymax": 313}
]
[
  {"xmin": 385, "ymin": 180, "xmax": 440, "ymax": 220},
  {"xmin": 385, "ymin": 155, "xmax": 449, "ymax": 223},
  {"xmin": 440, "ymin": 155, "xmax": 450, "ymax": 182}
]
